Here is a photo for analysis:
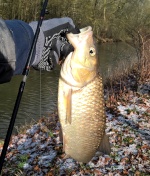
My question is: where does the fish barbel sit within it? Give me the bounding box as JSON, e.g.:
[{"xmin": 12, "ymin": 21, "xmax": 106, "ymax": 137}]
[{"xmin": 58, "ymin": 26, "xmax": 111, "ymax": 163}]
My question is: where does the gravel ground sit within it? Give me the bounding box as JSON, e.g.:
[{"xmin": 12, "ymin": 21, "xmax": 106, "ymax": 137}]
[{"xmin": 0, "ymin": 82, "xmax": 150, "ymax": 176}]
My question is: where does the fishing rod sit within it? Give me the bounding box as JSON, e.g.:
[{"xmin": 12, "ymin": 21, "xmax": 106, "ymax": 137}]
[{"xmin": 0, "ymin": 0, "xmax": 48, "ymax": 173}]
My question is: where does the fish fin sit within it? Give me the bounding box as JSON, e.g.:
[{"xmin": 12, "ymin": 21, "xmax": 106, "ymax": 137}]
[
  {"xmin": 59, "ymin": 127, "xmax": 63, "ymax": 143},
  {"xmin": 63, "ymin": 133, "xmax": 66, "ymax": 152},
  {"xmin": 64, "ymin": 88, "xmax": 72, "ymax": 124},
  {"xmin": 98, "ymin": 134, "xmax": 111, "ymax": 155},
  {"xmin": 63, "ymin": 154, "xmax": 70, "ymax": 159}
]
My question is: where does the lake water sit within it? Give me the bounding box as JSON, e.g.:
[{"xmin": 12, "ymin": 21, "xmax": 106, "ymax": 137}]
[{"xmin": 0, "ymin": 42, "xmax": 137, "ymax": 139}]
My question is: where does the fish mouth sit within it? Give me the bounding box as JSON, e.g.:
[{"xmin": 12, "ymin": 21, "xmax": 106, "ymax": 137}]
[{"xmin": 80, "ymin": 26, "xmax": 92, "ymax": 34}]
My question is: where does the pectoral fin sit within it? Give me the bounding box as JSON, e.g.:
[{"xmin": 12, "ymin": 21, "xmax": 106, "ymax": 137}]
[
  {"xmin": 64, "ymin": 88, "xmax": 72, "ymax": 124},
  {"xmin": 63, "ymin": 133, "xmax": 66, "ymax": 152},
  {"xmin": 98, "ymin": 134, "xmax": 111, "ymax": 155},
  {"xmin": 59, "ymin": 127, "xmax": 63, "ymax": 143}
]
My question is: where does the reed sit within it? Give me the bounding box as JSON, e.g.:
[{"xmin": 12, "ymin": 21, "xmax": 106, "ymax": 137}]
[
  {"xmin": 104, "ymin": 36, "xmax": 150, "ymax": 108},
  {"xmin": 139, "ymin": 37, "xmax": 150, "ymax": 83}
]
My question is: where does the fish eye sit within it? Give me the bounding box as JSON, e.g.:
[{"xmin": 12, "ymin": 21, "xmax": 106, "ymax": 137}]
[{"xmin": 89, "ymin": 47, "xmax": 96, "ymax": 56}]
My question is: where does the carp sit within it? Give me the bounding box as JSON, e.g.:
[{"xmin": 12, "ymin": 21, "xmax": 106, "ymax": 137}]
[{"xmin": 58, "ymin": 26, "xmax": 111, "ymax": 163}]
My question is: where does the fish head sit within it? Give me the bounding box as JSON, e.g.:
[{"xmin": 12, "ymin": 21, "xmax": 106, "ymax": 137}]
[{"xmin": 66, "ymin": 26, "xmax": 98, "ymax": 86}]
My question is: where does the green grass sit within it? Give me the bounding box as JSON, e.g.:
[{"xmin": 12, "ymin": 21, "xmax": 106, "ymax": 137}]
[
  {"xmin": 17, "ymin": 154, "xmax": 29, "ymax": 169},
  {"xmin": 0, "ymin": 140, "xmax": 4, "ymax": 146}
]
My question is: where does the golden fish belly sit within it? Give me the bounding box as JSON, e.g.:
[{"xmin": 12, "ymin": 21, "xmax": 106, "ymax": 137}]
[{"xmin": 58, "ymin": 74, "xmax": 106, "ymax": 163}]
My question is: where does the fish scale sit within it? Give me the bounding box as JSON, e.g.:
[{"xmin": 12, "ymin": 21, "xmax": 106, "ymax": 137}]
[{"xmin": 58, "ymin": 74, "xmax": 106, "ymax": 163}]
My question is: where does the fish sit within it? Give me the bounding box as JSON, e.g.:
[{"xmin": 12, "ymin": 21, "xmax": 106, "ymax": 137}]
[{"xmin": 58, "ymin": 26, "xmax": 111, "ymax": 163}]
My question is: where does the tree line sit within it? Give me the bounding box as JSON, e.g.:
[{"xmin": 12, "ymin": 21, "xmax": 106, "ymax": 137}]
[{"xmin": 0, "ymin": 0, "xmax": 149, "ymax": 43}]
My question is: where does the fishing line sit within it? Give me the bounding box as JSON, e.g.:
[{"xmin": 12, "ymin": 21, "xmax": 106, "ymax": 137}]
[{"xmin": 39, "ymin": 68, "xmax": 42, "ymax": 118}]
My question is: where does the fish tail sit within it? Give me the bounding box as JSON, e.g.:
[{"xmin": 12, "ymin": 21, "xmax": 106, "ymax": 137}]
[{"xmin": 98, "ymin": 134, "xmax": 111, "ymax": 155}]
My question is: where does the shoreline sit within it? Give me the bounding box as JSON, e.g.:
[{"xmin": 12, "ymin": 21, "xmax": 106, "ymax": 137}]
[{"xmin": 0, "ymin": 69, "xmax": 149, "ymax": 175}]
